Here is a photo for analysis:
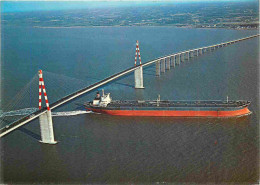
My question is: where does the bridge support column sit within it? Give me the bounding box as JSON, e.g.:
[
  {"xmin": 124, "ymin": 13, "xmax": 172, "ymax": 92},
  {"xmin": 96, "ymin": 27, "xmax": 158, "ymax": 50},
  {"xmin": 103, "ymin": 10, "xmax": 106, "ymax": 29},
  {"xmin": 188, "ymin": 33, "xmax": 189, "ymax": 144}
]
[
  {"xmin": 199, "ymin": 49, "xmax": 203, "ymax": 55},
  {"xmin": 187, "ymin": 52, "xmax": 190, "ymax": 60},
  {"xmin": 166, "ymin": 57, "xmax": 170, "ymax": 70},
  {"xmin": 38, "ymin": 69, "xmax": 57, "ymax": 145},
  {"xmin": 134, "ymin": 66, "xmax": 144, "ymax": 88},
  {"xmin": 156, "ymin": 60, "xmax": 160, "ymax": 76},
  {"xmin": 196, "ymin": 50, "xmax": 199, "ymax": 56},
  {"xmin": 39, "ymin": 111, "xmax": 57, "ymax": 144},
  {"xmin": 178, "ymin": 54, "xmax": 181, "ymax": 64},
  {"xmin": 171, "ymin": 56, "xmax": 175, "ymax": 68},
  {"xmin": 191, "ymin": 51, "xmax": 194, "ymax": 57},
  {"xmin": 161, "ymin": 59, "xmax": 165, "ymax": 73}
]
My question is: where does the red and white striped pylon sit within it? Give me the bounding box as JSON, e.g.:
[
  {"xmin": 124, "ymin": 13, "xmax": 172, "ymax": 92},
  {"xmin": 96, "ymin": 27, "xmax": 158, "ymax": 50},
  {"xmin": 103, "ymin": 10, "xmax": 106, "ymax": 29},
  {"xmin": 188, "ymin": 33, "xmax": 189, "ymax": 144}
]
[
  {"xmin": 38, "ymin": 70, "xmax": 50, "ymax": 111},
  {"xmin": 134, "ymin": 40, "xmax": 142, "ymax": 66}
]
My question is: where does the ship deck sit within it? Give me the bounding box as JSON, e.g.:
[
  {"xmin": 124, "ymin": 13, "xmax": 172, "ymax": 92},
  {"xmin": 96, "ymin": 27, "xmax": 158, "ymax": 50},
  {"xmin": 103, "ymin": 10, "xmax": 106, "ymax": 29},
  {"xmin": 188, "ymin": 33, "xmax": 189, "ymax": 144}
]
[{"xmin": 86, "ymin": 100, "xmax": 250, "ymax": 108}]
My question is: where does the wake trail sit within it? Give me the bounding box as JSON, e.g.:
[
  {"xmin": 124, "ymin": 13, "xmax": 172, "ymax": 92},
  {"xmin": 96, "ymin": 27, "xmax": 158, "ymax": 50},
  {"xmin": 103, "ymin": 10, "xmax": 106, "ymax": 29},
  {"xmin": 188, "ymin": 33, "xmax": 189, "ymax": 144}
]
[{"xmin": 52, "ymin": 110, "xmax": 93, "ymax": 117}]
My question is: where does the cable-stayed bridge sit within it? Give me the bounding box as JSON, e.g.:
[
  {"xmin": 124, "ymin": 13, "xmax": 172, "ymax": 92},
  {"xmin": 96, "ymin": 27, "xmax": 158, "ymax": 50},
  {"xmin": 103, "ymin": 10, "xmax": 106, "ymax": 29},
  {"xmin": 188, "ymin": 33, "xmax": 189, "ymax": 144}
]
[{"xmin": 0, "ymin": 34, "xmax": 259, "ymax": 144}]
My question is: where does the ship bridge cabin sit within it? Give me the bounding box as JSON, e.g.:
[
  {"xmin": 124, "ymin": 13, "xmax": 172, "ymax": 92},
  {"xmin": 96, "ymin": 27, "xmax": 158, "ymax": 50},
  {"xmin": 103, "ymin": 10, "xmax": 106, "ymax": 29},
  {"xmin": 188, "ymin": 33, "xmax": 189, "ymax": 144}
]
[{"xmin": 92, "ymin": 90, "xmax": 112, "ymax": 107}]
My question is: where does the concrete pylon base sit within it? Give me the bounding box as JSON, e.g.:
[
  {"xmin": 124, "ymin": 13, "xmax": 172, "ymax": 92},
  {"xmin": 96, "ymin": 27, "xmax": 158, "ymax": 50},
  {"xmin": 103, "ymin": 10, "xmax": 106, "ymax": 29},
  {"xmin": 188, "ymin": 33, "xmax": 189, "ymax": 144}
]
[
  {"xmin": 134, "ymin": 66, "xmax": 144, "ymax": 89},
  {"xmin": 39, "ymin": 111, "xmax": 57, "ymax": 144}
]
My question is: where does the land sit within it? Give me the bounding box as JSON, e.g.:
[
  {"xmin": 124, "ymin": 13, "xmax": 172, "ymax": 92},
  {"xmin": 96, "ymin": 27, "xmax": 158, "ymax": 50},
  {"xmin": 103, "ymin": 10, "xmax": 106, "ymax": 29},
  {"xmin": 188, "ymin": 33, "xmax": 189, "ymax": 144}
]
[{"xmin": 2, "ymin": 2, "xmax": 259, "ymax": 29}]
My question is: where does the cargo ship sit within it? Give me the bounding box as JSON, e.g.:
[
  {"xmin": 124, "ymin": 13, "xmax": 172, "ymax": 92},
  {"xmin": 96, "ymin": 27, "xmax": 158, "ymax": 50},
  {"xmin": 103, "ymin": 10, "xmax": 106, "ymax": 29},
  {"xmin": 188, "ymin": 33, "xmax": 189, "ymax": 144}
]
[{"xmin": 85, "ymin": 91, "xmax": 251, "ymax": 117}]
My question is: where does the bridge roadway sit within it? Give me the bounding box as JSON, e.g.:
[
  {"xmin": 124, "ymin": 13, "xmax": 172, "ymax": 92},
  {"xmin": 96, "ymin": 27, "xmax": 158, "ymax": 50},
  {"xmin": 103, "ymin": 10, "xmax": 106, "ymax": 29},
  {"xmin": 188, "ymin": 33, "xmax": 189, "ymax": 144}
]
[{"xmin": 0, "ymin": 34, "xmax": 259, "ymax": 137}]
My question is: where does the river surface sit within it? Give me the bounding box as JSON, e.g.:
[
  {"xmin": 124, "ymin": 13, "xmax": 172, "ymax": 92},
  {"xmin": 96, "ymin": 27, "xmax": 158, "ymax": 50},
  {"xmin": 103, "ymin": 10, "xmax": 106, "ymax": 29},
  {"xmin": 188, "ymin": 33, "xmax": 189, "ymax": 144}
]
[{"xmin": 1, "ymin": 26, "xmax": 259, "ymax": 184}]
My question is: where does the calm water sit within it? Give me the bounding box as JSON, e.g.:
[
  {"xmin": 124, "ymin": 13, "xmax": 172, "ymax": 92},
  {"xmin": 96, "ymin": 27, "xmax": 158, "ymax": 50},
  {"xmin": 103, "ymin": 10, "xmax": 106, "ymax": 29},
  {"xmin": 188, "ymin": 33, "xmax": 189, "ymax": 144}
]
[{"xmin": 1, "ymin": 26, "xmax": 259, "ymax": 184}]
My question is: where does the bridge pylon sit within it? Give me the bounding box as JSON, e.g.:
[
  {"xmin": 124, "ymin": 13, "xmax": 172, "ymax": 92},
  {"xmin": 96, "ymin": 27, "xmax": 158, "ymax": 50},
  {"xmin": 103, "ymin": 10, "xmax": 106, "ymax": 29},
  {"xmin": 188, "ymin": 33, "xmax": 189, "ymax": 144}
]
[
  {"xmin": 134, "ymin": 40, "xmax": 144, "ymax": 89},
  {"xmin": 38, "ymin": 70, "xmax": 57, "ymax": 144}
]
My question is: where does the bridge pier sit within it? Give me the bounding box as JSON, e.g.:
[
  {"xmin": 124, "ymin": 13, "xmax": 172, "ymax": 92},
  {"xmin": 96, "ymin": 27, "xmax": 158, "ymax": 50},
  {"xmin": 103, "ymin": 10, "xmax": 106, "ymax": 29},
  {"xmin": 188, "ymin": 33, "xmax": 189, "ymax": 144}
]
[
  {"xmin": 166, "ymin": 57, "xmax": 170, "ymax": 70},
  {"xmin": 199, "ymin": 49, "xmax": 203, "ymax": 55},
  {"xmin": 171, "ymin": 55, "xmax": 176, "ymax": 67},
  {"xmin": 161, "ymin": 59, "xmax": 165, "ymax": 73},
  {"xmin": 187, "ymin": 52, "xmax": 190, "ymax": 60},
  {"xmin": 179, "ymin": 54, "xmax": 182, "ymax": 63},
  {"xmin": 156, "ymin": 60, "xmax": 160, "ymax": 76},
  {"xmin": 190, "ymin": 51, "xmax": 193, "ymax": 58},
  {"xmin": 39, "ymin": 111, "xmax": 57, "ymax": 144},
  {"xmin": 134, "ymin": 66, "xmax": 144, "ymax": 88}
]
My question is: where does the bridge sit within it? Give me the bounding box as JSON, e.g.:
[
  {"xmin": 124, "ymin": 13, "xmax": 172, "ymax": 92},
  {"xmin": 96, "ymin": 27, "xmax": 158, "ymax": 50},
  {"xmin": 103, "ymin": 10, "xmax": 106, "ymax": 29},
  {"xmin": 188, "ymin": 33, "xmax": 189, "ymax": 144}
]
[{"xmin": 0, "ymin": 34, "xmax": 259, "ymax": 144}]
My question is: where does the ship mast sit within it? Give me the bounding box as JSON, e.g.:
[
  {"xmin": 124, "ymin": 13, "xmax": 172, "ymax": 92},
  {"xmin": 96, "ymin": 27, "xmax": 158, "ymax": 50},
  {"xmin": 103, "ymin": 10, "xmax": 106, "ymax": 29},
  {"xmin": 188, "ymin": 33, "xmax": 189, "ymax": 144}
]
[{"xmin": 157, "ymin": 94, "xmax": 160, "ymax": 107}]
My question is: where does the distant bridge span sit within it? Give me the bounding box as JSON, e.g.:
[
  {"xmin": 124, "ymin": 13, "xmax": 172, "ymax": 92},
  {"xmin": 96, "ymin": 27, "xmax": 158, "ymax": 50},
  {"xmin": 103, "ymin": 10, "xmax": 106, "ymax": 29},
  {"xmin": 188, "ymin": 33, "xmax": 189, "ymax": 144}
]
[{"xmin": 0, "ymin": 34, "xmax": 259, "ymax": 138}]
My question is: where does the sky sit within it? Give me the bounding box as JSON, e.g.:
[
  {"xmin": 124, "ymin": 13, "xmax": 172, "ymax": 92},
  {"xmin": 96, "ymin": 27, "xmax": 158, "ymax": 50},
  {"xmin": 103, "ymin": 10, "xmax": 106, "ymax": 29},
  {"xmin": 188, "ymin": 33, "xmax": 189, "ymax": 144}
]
[{"xmin": 1, "ymin": 0, "xmax": 257, "ymax": 13}]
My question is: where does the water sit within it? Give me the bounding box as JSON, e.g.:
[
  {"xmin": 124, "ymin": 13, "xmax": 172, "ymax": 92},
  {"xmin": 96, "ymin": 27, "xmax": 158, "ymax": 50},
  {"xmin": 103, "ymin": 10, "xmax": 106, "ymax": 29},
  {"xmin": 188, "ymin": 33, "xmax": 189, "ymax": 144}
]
[{"xmin": 1, "ymin": 26, "xmax": 259, "ymax": 184}]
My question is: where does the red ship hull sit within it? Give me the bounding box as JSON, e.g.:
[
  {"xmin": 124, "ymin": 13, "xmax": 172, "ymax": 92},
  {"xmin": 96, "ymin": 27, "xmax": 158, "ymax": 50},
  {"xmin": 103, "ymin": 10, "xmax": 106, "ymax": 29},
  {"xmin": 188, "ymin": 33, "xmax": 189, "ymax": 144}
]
[{"xmin": 86, "ymin": 106, "xmax": 251, "ymax": 117}]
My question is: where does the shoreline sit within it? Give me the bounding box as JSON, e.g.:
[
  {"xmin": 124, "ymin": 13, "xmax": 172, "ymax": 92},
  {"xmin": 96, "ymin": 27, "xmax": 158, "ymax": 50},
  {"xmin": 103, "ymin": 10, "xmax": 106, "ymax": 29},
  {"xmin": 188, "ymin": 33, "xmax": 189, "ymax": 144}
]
[{"xmin": 31, "ymin": 25, "xmax": 259, "ymax": 30}]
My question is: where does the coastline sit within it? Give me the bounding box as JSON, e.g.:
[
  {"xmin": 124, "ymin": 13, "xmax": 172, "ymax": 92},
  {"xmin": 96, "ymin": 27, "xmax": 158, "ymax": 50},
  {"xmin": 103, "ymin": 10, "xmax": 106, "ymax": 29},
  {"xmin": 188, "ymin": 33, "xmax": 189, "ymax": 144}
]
[{"xmin": 32, "ymin": 25, "xmax": 259, "ymax": 30}]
